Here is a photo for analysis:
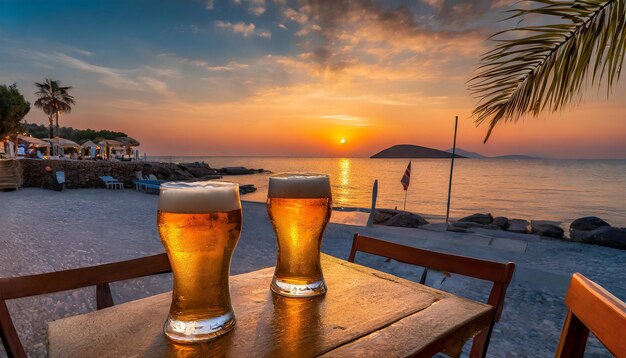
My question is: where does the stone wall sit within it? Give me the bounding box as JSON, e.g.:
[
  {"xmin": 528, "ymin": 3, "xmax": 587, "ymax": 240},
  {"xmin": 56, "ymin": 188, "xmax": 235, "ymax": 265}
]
[{"xmin": 20, "ymin": 159, "xmax": 194, "ymax": 189}]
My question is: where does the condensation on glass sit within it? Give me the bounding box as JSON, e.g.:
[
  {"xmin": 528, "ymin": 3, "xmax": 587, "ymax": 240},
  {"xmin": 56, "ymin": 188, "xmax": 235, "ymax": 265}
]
[
  {"xmin": 157, "ymin": 181, "xmax": 242, "ymax": 342},
  {"xmin": 267, "ymin": 173, "xmax": 332, "ymax": 297}
]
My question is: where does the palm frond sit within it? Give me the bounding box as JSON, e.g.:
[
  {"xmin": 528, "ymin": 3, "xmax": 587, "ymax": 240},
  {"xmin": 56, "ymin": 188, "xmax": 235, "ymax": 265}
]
[
  {"xmin": 33, "ymin": 78, "xmax": 75, "ymax": 114},
  {"xmin": 468, "ymin": 0, "xmax": 626, "ymax": 142}
]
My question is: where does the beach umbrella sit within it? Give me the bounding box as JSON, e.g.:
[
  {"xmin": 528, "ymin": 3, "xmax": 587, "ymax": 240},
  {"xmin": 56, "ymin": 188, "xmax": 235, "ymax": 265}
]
[
  {"xmin": 98, "ymin": 139, "xmax": 124, "ymax": 147},
  {"xmin": 114, "ymin": 137, "xmax": 140, "ymax": 147},
  {"xmin": 17, "ymin": 135, "xmax": 50, "ymax": 147},
  {"xmin": 81, "ymin": 140, "xmax": 98, "ymax": 148},
  {"xmin": 43, "ymin": 137, "xmax": 80, "ymax": 148}
]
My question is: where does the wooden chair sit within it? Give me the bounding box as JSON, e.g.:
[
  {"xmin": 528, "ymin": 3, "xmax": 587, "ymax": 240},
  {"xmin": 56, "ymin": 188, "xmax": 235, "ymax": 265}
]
[
  {"xmin": 0, "ymin": 253, "xmax": 171, "ymax": 358},
  {"xmin": 348, "ymin": 234, "xmax": 515, "ymax": 358},
  {"xmin": 555, "ymin": 273, "xmax": 626, "ymax": 357}
]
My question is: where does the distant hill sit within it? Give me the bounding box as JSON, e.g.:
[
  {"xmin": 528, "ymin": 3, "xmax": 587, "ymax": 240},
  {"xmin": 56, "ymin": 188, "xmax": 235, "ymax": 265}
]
[
  {"xmin": 446, "ymin": 147, "xmax": 541, "ymax": 159},
  {"xmin": 371, "ymin": 144, "xmax": 465, "ymax": 159},
  {"xmin": 445, "ymin": 148, "xmax": 485, "ymax": 159},
  {"xmin": 492, "ymin": 154, "xmax": 540, "ymax": 159}
]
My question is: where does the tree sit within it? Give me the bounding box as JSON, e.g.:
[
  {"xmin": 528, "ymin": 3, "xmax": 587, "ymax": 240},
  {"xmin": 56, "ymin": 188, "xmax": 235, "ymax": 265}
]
[
  {"xmin": 0, "ymin": 84, "xmax": 30, "ymax": 138},
  {"xmin": 469, "ymin": 0, "xmax": 626, "ymax": 142},
  {"xmin": 33, "ymin": 78, "xmax": 75, "ymax": 139}
]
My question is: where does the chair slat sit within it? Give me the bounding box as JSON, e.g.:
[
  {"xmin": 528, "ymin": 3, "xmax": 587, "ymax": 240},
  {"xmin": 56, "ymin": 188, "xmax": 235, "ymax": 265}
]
[
  {"xmin": 0, "ymin": 253, "xmax": 170, "ymax": 300},
  {"xmin": 351, "ymin": 234, "xmax": 514, "ymax": 283}
]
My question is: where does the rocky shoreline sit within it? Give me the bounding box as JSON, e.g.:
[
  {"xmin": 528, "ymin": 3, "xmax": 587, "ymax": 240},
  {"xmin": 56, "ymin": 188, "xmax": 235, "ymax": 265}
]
[
  {"xmin": 374, "ymin": 209, "xmax": 626, "ymax": 250},
  {"xmin": 18, "ymin": 159, "xmax": 266, "ymax": 193}
]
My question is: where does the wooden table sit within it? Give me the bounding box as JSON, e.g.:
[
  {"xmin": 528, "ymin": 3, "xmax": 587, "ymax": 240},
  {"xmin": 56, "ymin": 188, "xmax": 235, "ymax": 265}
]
[{"xmin": 47, "ymin": 255, "xmax": 493, "ymax": 357}]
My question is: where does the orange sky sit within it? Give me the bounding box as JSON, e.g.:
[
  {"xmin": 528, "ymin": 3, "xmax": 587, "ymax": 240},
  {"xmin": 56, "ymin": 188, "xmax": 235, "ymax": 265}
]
[{"xmin": 3, "ymin": 0, "xmax": 626, "ymax": 159}]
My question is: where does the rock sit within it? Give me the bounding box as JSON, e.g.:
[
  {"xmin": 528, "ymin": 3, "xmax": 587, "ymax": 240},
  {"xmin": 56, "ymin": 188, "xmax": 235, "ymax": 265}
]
[
  {"xmin": 373, "ymin": 209, "xmax": 396, "ymax": 224},
  {"xmin": 458, "ymin": 213, "xmax": 493, "ymax": 225},
  {"xmin": 376, "ymin": 211, "xmax": 428, "ymax": 228},
  {"xmin": 570, "ymin": 216, "xmax": 610, "ymax": 231},
  {"xmin": 220, "ymin": 167, "xmax": 256, "ymax": 175},
  {"xmin": 239, "ymin": 184, "xmax": 257, "ymax": 195},
  {"xmin": 507, "ymin": 219, "xmax": 530, "ymax": 234},
  {"xmin": 446, "ymin": 226, "xmax": 469, "ymax": 233},
  {"xmin": 187, "ymin": 175, "xmax": 223, "ymax": 181},
  {"xmin": 178, "ymin": 162, "xmax": 219, "ymax": 178},
  {"xmin": 570, "ymin": 226, "xmax": 626, "ymax": 250},
  {"xmin": 493, "ymin": 216, "xmax": 509, "ymax": 229},
  {"xmin": 531, "ymin": 220, "xmax": 564, "ymax": 239},
  {"xmin": 450, "ymin": 221, "xmax": 488, "ymax": 229}
]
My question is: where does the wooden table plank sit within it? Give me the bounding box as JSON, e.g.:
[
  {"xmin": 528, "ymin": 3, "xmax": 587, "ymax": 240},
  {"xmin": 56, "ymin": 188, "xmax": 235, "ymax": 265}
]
[
  {"xmin": 320, "ymin": 294, "xmax": 493, "ymax": 357},
  {"xmin": 47, "ymin": 255, "xmax": 491, "ymax": 358}
]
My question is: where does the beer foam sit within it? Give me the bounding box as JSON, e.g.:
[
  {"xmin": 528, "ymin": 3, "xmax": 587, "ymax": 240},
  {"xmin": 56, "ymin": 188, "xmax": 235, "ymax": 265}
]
[
  {"xmin": 158, "ymin": 181, "xmax": 241, "ymax": 213},
  {"xmin": 268, "ymin": 173, "xmax": 332, "ymax": 199}
]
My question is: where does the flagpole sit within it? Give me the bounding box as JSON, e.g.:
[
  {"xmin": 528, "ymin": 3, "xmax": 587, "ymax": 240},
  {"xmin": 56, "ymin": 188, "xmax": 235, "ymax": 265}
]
[
  {"xmin": 403, "ymin": 189, "xmax": 407, "ymax": 211},
  {"xmin": 445, "ymin": 116, "xmax": 458, "ymax": 228}
]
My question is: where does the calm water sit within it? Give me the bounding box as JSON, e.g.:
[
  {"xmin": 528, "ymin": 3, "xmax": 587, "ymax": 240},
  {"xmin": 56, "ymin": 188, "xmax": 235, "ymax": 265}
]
[{"xmin": 149, "ymin": 157, "xmax": 626, "ymax": 226}]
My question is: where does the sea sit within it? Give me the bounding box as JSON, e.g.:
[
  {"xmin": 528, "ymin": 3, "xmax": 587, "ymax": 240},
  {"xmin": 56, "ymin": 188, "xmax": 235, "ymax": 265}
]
[{"xmin": 148, "ymin": 156, "xmax": 626, "ymax": 227}]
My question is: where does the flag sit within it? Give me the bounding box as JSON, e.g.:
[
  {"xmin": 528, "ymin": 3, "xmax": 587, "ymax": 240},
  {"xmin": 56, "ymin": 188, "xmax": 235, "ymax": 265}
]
[{"xmin": 400, "ymin": 161, "xmax": 411, "ymax": 190}]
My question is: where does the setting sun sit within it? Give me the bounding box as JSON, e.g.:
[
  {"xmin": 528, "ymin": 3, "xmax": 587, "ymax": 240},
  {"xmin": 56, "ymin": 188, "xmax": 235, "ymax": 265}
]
[{"xmin": 340, "ymin": 138, "xmax": 346, "ymax": 145}]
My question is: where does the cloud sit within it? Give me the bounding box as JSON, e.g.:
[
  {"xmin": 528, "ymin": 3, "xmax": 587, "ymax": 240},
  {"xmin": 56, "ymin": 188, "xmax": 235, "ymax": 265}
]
[
  {"xmin": 11, "ymin": 48, "xmax": 184, "ymax": 99},
  {"xmin": 67, "ymin": 46, "xmax": 94, "ymax": 56},
  {"xmin": 320, "ymin": 114, "xmax": 371, "ymax": 127},
  {"xmin": 40, "ymin": 51, "xmax": 140, "ymax": 89},
  {"xmin": 272, "ymin": 0, "xmax": 486, "ymax": 80},
  {"xmin": 158, "ymin": 53, "xmax": 250, "ymax": 72},
  {"xmin": 206, "ymin": 61, "xmax": 249, "ymax": 71},
  {"xmin": 422, "ymin": 0, "xmax": 444, "ymax": 9},
  {"xmin": 214, "ymin": 20, "xmax": 271, "ymax": 38},
  {"xmin": 138, "ymin": 76, "xmax": 173, "ymax": 96},
  {"xmin": 205, "ymin": 0, "xmax": 214, "ymax": 10},
  {"xmin": 231, "ymin": 0, "xmax": 266, "ymax": 16},
  {"xmin": 422, "ymin": 0, "xmax": 512, "ymax": 26},
  {"xmin": 248, "ymin": 0, "xmax": 266, "ymax": 15}
]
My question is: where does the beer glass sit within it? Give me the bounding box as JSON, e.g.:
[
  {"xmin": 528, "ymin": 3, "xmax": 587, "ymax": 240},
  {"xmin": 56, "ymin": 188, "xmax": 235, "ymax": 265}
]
[
  {"xmin": 267, "ymin": 173, "xmax": 332, "ymax": 297},
  {"xmin": 157, "ymin": 181, "xmax": 242, "ymax": 343}
]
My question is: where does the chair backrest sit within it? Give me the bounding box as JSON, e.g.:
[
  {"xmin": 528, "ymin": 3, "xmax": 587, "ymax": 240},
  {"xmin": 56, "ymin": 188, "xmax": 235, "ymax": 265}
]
[
  {"xmin": 0, "ymin": 253, "xmax": 171, "ymax": 358},
  {"xmin": 348, "ymin": 234, "xmax": 515, "ymax": 358},
  {"xmin": 99, "ymin": 176, "xmax": 114, "ymax": 182},
  {"xmin": 348, "ymin": 234, "xmax": 515, "ymax": 320},
  {"xmin": 555, "ymin": 273, "xmax": 626, "ymax": 357}
]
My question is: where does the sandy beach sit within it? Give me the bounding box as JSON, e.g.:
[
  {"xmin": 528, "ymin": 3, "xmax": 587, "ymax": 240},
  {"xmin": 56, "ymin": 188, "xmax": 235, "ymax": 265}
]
[{"xmin": 1, "ymin": 188, "xmax": 624, "ymax": 357}]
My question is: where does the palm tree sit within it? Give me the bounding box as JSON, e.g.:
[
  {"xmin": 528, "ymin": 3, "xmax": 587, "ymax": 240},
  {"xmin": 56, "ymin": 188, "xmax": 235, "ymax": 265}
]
[
  {"xmin": 469, "ymin": 0, "xmax": 626, "ymax": 142},
  {"xmin": 34, "ymin": 78, "xmax": 75, "ymax": 140}
]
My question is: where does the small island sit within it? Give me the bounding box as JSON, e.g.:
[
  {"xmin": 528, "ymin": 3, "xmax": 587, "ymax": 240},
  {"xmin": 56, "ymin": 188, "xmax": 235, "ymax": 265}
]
[{"xmin": 371, "ymin": 144, "xmax": 465, "ymax": 159}]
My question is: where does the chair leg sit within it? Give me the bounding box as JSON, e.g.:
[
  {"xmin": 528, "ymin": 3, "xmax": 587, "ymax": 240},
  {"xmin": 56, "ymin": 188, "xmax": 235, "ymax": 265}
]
[
  {"xmin": 469, "ymin": 311, "xmax": 495, "ymax": 358},
  {"xmin": 96, "ymin": 283, "xmax": 115, "ymax": 310},
  {"xmin": 0, "ymin": 299, "xmax": 27, "ymax": 358},
  {"xmin": 555, "ymin": 311, "xmax": 588, "ymax": 358},
  {"xmin": 419, "ymin": 268, "xmax": 429, "ymax": 285}
]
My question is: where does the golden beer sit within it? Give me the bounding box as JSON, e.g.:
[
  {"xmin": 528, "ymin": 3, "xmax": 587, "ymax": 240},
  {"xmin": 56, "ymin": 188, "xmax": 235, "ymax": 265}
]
[
  {"xmin": 267, "ymin": 173, "xmax": 332, "ymax": 297},
  {"xmin": 157, "ymin": 181, "xmax": 242, "ymax": 343}
]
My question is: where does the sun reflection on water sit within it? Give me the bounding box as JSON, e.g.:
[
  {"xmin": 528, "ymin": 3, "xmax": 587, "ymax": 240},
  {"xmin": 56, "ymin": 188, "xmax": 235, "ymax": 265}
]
[{"xmin": 336, "ymin": 158, "xmax": 351, "ymax": 206}]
